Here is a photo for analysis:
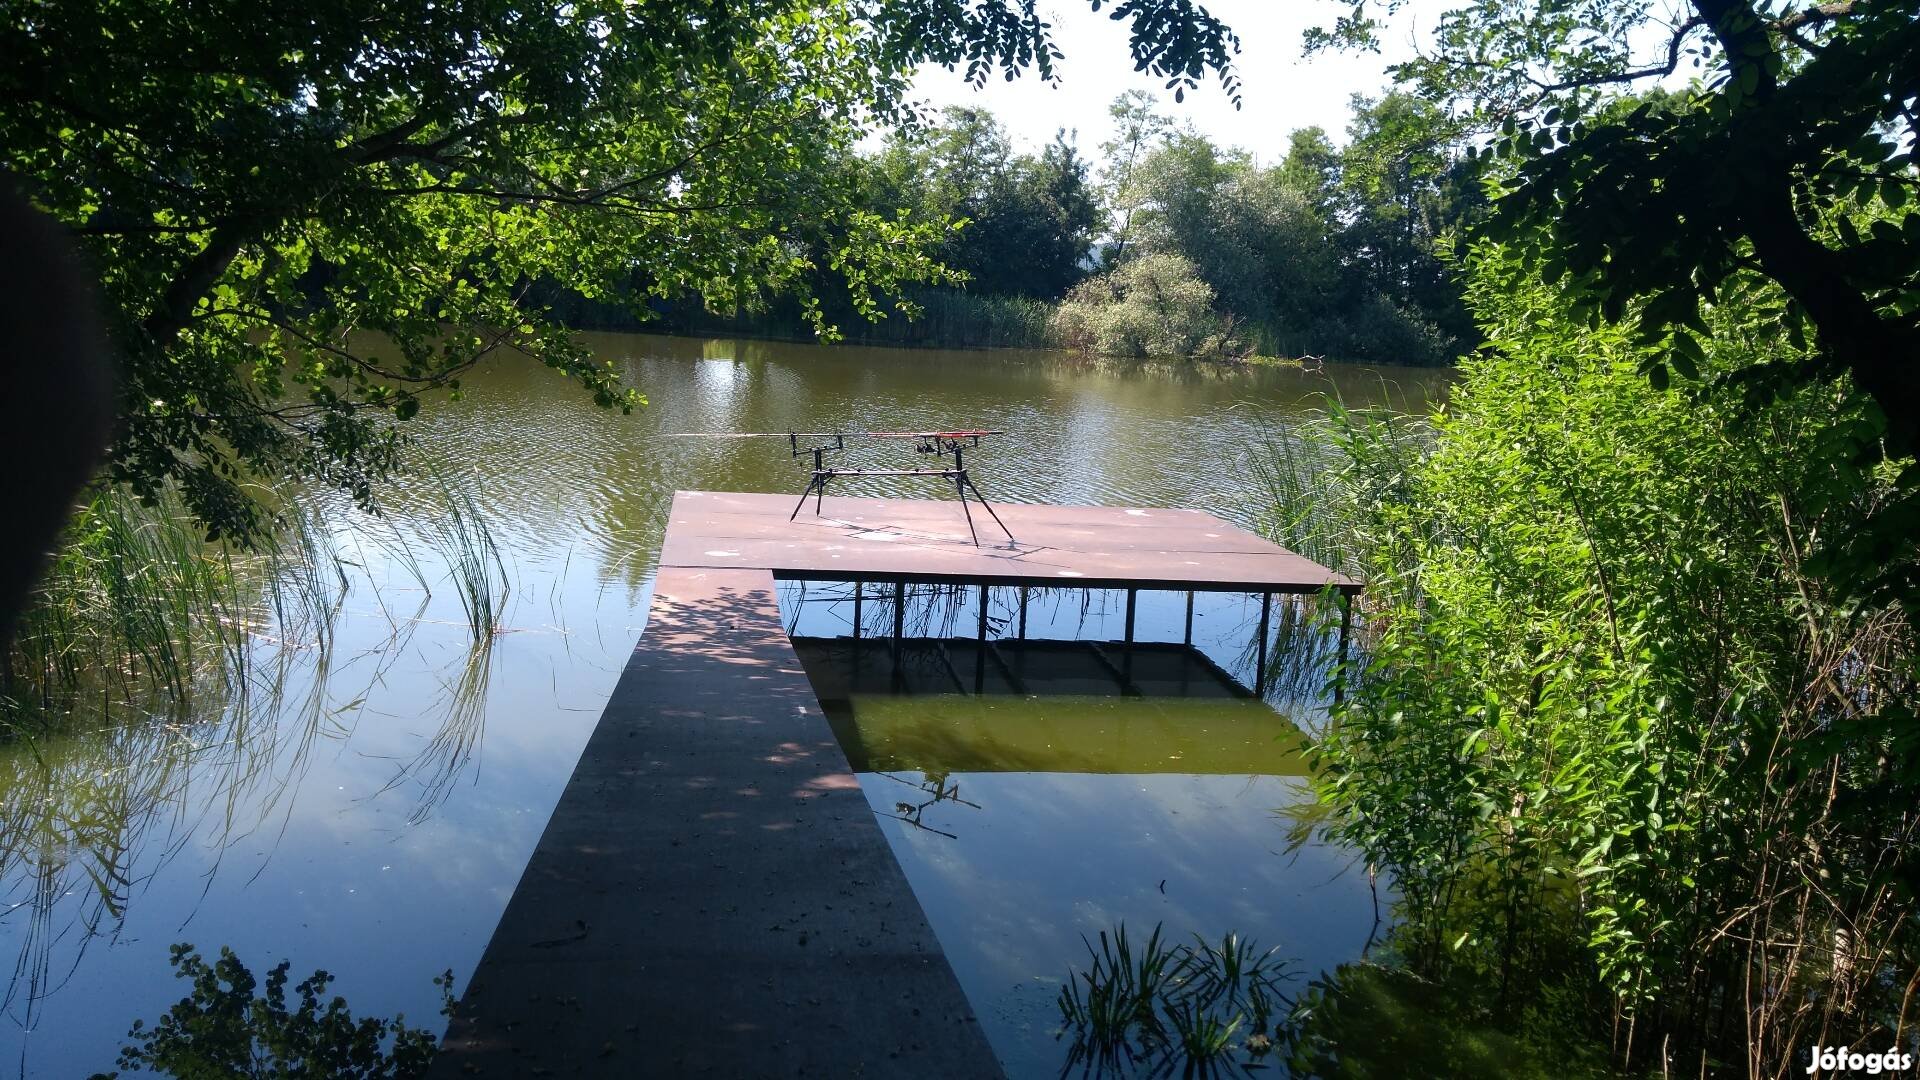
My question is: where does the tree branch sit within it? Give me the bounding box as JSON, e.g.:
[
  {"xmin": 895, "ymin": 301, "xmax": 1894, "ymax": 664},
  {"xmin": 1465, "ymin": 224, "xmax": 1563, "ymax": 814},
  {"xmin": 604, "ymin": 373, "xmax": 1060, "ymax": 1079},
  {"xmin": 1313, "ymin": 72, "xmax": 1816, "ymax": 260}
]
[
  {"xmin": 139, "ymin": 221, "xmax": 252, "ymax": 349},
  {"xmin": 1775, "ymin": 1, "xmax": 1855, "ymax": 33},
  {"xmin": 1534, "ymin": 16, "xmax": 1706, "ymax": 94}
]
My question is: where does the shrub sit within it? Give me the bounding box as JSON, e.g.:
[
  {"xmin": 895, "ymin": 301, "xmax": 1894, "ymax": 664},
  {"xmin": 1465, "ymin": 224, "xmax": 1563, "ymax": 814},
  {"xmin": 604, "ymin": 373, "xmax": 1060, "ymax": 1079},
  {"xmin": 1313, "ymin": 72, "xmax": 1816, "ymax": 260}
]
[
  {"xmin": 1051, "ymin": 253, "xmax": 1235, "ymax": 359},
  {"xmin": 1309, "ymin": 243, "xmax": 1918, "ymax": 1072}
]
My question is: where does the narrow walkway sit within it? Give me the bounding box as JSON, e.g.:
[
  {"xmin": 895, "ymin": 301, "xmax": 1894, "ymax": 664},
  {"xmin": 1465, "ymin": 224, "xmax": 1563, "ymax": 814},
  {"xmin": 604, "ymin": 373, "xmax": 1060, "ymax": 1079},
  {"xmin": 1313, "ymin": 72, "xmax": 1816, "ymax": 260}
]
[
  {"xmin": 434, "ymin": 491, "xmax": 1352, "ymax": 1076},
  {"xmin": 432, "ymin": 567, "xmax": 999, "ymax": 1077}
]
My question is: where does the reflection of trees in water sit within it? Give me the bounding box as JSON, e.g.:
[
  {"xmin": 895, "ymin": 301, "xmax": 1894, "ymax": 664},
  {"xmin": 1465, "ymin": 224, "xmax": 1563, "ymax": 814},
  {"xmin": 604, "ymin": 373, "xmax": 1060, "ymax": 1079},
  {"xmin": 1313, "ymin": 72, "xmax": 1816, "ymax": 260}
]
[
  {"xmin": 101, "ymin": 944, "xmax": 451, "ymax": 1078},
  {"xmin": 872, "ymin": 770, "xmax": 980, "ymax": 840}
]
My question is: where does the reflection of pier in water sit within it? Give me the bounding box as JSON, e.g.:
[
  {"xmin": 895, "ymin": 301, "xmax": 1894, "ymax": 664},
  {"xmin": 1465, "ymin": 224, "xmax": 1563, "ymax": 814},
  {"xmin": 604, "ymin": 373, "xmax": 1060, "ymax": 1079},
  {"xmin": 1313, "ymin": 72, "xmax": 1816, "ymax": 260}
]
[
  {"xmin": 798, "ymin": 636, "xmax": 1254, "ymax": 700},
  {"xmin": 434, "ymin": 490, "xmax": 1354, "ymax": 1077}
]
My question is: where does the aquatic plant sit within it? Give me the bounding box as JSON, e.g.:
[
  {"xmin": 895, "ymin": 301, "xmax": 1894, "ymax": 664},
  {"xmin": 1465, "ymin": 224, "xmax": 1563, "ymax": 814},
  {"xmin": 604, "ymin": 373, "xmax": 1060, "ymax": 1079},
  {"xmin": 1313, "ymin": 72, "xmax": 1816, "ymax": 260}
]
[
  {"xmin": 1057, "ymin": 922, "xmax": 1293, "ymax": 1077},
  {"xmin": 423, "ymin": 470, "xmax": 511, "ymax": 644},
  {"xmin": 89, "ymin": 944, "xmax": 451, "ymax": 1079},
  {"xmin": 846, "ymin": 288, "xmax": 1058, "ymax": 350},
  {"xmin": 2, "ymin": 487, "xmax": 346, "ymax": 716},
  {"xmin": 1247, "ymin": 395, "xmax": 1432, "ymax": 585},
  {"xmin": 0, "ymin": 474, "xmax": 518, "ymax": 1032}
]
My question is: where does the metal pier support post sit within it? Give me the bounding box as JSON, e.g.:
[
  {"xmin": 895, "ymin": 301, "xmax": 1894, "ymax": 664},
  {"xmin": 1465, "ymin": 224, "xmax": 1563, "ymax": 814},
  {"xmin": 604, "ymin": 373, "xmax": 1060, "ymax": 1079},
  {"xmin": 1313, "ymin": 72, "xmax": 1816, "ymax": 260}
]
[
  {"xmin": 1334, "ymin": 590, "xmax": 1354, "ymax": 706},
  {"xmin": 1254, "ymin": 592, "xmax": 1272, "ymax": 695},
  {"xmin": 975, "ymin": 584, "xmax": 990, "ymax": 692},
  {"xmin": 852, "ymin": 579, "xmax": 862, "ymax": 639},
  {"xmin": 1183, "ymin": 591, "xmax": 1195, "ymax": 646},
  {"xmin": 1018, "ymin": 587, "xmax": 1028, "ymax": 639},
  {"xmin": 892, "ymin": 580, "xmax": 906, "ymax": 676},
  {"xmin": 1124, "ymin": 588, "xmax": 1137, "ymax": 645}
]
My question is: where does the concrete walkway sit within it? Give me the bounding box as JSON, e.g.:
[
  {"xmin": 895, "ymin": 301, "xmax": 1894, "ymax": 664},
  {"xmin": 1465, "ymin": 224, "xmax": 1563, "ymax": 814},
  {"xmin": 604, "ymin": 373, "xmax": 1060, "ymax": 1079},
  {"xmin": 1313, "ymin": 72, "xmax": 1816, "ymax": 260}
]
[{"xmin": 432, "ymin": 566, "xmax": 999, "ymax": 1077}]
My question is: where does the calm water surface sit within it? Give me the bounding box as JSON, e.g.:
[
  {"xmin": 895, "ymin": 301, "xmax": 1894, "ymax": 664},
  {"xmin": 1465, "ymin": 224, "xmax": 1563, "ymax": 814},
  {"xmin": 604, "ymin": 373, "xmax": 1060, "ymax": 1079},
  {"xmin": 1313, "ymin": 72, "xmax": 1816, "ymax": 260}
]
[{"xmin": 0, "ymin": 334, "xmax": 1443, "ymax": 1076}]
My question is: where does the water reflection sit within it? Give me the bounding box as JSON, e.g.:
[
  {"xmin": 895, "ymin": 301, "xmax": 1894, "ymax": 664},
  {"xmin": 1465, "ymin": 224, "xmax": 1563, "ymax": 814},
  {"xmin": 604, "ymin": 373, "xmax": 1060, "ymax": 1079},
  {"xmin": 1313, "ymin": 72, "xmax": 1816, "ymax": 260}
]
[
  {"xmin": 785, "ymin": 585, "xmax": 1376, "ymax": 1076},
  {"xmin": 0, "ymin": 333, "xmax": 1440, "ymax": 1073},
  {"xmin": 858, "ymin": 770, "xmax": 1376, "ymax": 1076}
]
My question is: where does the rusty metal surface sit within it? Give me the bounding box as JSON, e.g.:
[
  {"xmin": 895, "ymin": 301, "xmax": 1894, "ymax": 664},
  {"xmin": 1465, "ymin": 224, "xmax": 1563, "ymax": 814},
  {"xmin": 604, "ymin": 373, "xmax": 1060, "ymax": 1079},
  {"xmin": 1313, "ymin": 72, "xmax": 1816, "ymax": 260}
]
[{"xmin": 661, "ymin": 490, "xmax": 1358, "ymax": 594}]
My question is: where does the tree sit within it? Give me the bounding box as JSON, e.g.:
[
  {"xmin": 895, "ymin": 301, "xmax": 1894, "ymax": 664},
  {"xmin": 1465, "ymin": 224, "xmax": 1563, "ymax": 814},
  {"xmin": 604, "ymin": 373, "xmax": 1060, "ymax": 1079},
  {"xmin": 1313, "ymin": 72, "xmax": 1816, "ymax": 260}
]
[
  {"xmin": 1051, "ymin": 252, "xmax": 1230, "ymax": 357},
  {"xmin": 872, "ymin": 109, "xmax": 1103, "ymax": 298},
  {"xmin": 1098, "ymin": 90, "xmax": 1175, "ymax": 265},
  {"xmin": 1315, "ymin": 0, "xmax": 1920, "ymax": 600},
  {"xmin": 0, "ymin": 0, "xmax": 1239, "ymax": 541},
  {"xmin": 1129, "ymin": 133, "xmax": 1272, "ymax": 321},
  {"xmin": 1274, "ymin": 126, "xmax": 1342, "ymax": 217},
  {"xmin": 1026, "ymin": 133, "xmax": 1109, "ymax": 297},
  {"xmin": 1333, "ymin": 93, "xmax": 1479, "ymax": 346},
  {"xmin": 1098, "ymin": 107, "xmax": 1470, "ymax": 365}
]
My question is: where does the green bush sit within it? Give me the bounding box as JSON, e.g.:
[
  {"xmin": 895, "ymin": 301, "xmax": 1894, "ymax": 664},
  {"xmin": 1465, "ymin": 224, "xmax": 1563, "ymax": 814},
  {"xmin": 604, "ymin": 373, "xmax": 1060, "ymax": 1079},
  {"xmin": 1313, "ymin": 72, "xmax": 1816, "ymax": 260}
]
[
  {"xmin": 1051, "ymin": 253, "xmax": 1236, "ymax": 359},
  {"xmin": 1309, "ymin": 243, "xmax": 1918, "ymax": 1071}
]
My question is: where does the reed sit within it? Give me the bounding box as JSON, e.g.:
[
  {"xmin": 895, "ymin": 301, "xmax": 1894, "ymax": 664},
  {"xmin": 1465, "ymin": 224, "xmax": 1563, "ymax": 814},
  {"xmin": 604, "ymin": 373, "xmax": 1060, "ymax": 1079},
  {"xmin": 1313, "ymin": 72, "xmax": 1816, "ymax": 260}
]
[
  {"xmin": 1245, "ymin": 398, "xmax": 1433, "ymax": 583},
  {"xmin": 1058, "ymin": 921, "xmax": 1294, "ymax": 1076},
  {"xmin": 2, "ymin": 487, "xmax": 346, "ymax": 720},
  {"xmin": 423, "ymin": 469, "xmax": 511, "ymax": 643},
  {"xmin": 842, "ymin": 288, "xmax": 1056, "ymax": 350}
]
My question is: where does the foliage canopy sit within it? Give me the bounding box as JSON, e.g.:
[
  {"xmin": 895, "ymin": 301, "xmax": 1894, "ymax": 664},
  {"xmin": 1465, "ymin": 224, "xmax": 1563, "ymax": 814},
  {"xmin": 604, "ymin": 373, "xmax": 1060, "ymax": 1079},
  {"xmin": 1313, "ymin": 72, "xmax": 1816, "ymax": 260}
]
[
  {"xmin": 870, "ymin": 107, "xmax": 1104, "ymax": 300},
  {"xmin": 1, "ymin": 0, "xmax": 1238, "ymax": 540},
  {"xmin": 1317, "ymin": 0, "xmax": 1920, "ymax": 599}
]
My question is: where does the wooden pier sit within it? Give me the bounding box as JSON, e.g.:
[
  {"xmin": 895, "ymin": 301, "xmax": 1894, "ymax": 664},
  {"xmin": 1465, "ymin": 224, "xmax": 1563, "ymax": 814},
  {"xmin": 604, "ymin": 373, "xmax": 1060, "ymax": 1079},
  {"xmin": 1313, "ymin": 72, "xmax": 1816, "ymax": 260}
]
[{"xmin": 431, "ymin": 491, "xmax": 1354, "ymax": 1077}]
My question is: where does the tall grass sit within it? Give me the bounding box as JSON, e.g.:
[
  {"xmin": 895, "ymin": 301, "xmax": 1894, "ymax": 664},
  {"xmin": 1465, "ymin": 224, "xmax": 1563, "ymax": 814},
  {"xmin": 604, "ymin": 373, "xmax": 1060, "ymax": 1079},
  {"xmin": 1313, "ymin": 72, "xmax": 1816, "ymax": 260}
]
[
  {"xmin": 0, "ymin": 487, "xmax": 348, "ymax": 1029},
  {"xmin": 1245, "ymin": 398, "xmax": 1434, "ymax": 583},
  {"xmin": 423, "ymin": 470, "xmax": 511, "ymax": 644},
  {"xmin": 1, "ymin": 488, "xmax": 344, "ymax": 719},
  {"xmin": 0, "ymin": 470, "xmax": 518, "ymax": 1032}
]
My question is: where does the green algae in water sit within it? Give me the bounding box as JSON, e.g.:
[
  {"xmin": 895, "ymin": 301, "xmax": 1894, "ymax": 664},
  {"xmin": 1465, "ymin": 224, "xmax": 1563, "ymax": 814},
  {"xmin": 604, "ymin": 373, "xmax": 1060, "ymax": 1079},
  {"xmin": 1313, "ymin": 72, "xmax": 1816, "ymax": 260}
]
[{"xmin": 830, "ymin": 693, "xmax": 1309, "ymax": 776}]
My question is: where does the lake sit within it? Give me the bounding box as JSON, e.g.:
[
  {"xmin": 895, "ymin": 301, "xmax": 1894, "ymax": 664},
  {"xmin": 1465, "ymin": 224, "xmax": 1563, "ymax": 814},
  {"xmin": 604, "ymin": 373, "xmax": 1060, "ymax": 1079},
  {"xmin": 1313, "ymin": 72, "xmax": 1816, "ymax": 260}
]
[{"xmin": 0, "ymin": 333, "xmax": 1445, "ymax": 1076}]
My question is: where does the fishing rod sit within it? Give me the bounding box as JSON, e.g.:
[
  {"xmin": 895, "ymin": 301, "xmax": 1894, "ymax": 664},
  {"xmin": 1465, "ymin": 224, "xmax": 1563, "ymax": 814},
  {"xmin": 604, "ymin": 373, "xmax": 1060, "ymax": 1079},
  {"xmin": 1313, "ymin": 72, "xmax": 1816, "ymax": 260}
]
[
  {"xmin": 667, "ymin": 430, "xmax": 1003, "ymax": 439},
  {"xmin": 667, "ymin": 429, "xmax": 1014, "ymax": 546}
]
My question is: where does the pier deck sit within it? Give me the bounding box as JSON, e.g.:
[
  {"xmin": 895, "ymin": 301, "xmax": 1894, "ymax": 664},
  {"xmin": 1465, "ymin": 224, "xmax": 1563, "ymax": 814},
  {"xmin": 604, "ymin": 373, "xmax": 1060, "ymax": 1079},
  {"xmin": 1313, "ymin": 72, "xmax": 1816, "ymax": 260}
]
[
  {"xmin": 433, "ymin": 491, "xmax": 1352, "ymax": 1077},
  {"xmin": 660, "ymin": 489, "xmax": 1358, "ymax": 593}
]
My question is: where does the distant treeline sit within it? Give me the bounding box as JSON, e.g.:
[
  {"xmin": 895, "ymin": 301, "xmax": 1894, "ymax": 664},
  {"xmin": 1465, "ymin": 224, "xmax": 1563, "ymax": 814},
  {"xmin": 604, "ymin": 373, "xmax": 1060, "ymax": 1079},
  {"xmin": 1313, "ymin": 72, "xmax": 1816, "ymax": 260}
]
[{"xmin": 545, "ymin": 91, "xmax": 1481, "ymax": 366}]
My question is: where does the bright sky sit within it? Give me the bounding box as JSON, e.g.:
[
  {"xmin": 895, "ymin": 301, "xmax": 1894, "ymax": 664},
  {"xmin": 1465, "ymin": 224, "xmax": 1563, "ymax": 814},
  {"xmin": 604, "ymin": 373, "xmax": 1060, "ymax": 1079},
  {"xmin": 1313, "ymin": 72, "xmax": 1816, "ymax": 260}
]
[{"xmin": 904, "ymin": 0, "xmax": 1447, "ymax": 167}]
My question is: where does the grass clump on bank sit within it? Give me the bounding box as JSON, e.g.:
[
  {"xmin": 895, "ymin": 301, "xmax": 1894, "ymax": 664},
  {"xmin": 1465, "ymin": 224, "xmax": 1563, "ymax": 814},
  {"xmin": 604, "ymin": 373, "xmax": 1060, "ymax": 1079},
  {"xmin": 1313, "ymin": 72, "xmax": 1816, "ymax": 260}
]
[{"xmin": 1, "ymin": 487, "xmax": 342, "ymax": 721}]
